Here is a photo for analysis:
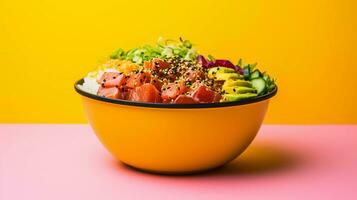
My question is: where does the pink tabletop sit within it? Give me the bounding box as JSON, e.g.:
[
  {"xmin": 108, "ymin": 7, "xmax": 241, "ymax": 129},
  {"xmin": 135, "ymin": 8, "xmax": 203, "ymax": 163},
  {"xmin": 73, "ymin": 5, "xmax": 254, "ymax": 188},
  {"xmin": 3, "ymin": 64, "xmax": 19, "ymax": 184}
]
[{"xmin": 0, "ymin": 125, "xmax": 356, "ymax": 200}]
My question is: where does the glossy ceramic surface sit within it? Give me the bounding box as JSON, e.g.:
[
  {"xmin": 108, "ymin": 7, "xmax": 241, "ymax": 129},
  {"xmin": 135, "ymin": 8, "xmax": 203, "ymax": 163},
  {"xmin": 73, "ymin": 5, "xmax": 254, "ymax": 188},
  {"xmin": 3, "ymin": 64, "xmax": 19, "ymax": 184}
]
[{"xmin": 75, "ymin": 80, "xmax": 277, "ymax": 174}]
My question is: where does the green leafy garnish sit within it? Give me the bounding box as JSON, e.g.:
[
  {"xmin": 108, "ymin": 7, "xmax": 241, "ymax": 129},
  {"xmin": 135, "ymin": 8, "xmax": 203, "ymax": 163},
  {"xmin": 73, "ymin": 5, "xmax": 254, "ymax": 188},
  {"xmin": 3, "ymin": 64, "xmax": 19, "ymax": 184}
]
[
  {"xmin": 237, "ymin": 58, "xmax": 243, "ymax": 67},
  {"xmin": 110, "ymin": 48, "xmax": 126, "ymax": 59},
  {"xmin": 110, "ymin": 38, "xmax": 197, "ymax": 65},
  {"xmin": 207, "ymin": 54, "xmax": 215, "ymax": 62}
]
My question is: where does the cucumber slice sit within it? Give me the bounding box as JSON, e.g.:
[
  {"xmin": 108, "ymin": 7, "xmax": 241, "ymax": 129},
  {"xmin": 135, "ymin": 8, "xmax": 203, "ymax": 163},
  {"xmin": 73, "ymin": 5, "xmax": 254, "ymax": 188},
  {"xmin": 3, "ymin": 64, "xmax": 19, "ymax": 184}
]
[
  {"xmin": 251, "ymin": 78, "xmax": 266, "ymax": 94},
  {"xmin": 250, "ymin": 70, "xmax": 261, "ymax": 79}
]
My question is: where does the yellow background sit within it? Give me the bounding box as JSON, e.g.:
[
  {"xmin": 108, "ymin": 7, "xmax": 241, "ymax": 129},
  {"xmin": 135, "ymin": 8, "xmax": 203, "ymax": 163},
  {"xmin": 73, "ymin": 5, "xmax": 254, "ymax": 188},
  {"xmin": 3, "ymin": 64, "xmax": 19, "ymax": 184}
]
[{"xmin": 0, "ymin": 0, "xmax": 356, "ymax": 124}]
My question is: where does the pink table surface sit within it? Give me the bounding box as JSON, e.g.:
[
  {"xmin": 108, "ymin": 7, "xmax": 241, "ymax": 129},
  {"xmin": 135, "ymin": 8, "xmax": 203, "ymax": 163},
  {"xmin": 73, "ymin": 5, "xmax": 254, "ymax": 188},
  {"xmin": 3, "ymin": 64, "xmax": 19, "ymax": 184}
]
[{"xmin": 0, "ymin": 125, "xmax": 356, "ymax": 200}]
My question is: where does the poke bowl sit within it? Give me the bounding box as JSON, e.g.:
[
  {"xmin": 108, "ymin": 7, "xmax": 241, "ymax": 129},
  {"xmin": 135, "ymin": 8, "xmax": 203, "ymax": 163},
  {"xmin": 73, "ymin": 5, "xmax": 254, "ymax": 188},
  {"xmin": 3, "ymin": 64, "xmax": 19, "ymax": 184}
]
[{"xmin": 75, "ymin": 38, "xmax": 277, "ymax": 174}]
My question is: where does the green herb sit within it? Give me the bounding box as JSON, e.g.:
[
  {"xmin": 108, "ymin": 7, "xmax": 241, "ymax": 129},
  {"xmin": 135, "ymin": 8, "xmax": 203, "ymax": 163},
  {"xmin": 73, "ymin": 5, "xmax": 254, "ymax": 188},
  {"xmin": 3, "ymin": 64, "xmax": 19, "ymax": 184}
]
[
  {"xmin": 109, "ymin": 38, "xmax": 198, "ymax": 65},
  {"xmin": 110, "ymin": 48, "xmax": 126, "ymax": 59},
  {"xmin": 250, "ymin": 62, "xmax": 258, "ymax": 71},
  {"xmin": 237, "ymin": 58, "xmax": 242, "ymax": 67},
  {"xmin": 207, "ymin": 54, "xmax": 215, "ymax": 61}
]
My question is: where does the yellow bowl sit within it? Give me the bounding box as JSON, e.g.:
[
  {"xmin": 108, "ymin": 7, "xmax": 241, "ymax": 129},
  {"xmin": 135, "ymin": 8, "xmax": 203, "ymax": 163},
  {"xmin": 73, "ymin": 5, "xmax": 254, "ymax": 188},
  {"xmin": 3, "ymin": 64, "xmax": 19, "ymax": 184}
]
[{"xmin": 75, "ymin": 79, "xmax": 277, "ymax": 174}]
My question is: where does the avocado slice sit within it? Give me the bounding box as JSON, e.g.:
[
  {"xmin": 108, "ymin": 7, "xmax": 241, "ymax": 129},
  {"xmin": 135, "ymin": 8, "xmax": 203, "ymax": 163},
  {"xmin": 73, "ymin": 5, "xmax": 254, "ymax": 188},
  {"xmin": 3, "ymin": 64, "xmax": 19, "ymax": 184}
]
[
  {"xmin": 222, "ymin": 86, "xmax": 257, "ymax": 94},
  {"xmin": 223, "ymin": 79, "xmax": 252, "ymax": 88},
  {"xmin": 222, "ymin": 93, "xmax": 258, "ymax": 102},
  {"xmin": 208, "ymin": 67, "xmax": 235, "ymax": 79},
  {"xmin": 215, "ymin": 72, "xmax": 241, "ymax": 81}
]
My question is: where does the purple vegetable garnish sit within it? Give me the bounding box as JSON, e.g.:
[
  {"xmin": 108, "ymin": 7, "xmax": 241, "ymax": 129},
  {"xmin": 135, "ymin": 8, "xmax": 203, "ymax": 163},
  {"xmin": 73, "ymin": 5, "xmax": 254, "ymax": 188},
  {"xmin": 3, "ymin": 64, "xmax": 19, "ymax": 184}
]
[
  {"xmin": 196, "ymin": 55, "xmax": 243, "ymax": 74},
  {"xmin": 197, "ymin": 55, "xmax": 209, "ymax": 68},
  {"xmin": 215, "ymin": 59, "xmax": 243, "ymax": 74},
  {"xmin": 235, "ymin": 66, "xmax": 244, "ymax": 74},
  {"xmin": 197, "ymin": 55, "xmax": 216, "ymax": 68},
  {"xmin": 214, "ymin": 59, "xmax": 236, "ymax": 69},
  {"xmin": 207, "ymin": 62, "xmax": 216, "ymax": 68}
]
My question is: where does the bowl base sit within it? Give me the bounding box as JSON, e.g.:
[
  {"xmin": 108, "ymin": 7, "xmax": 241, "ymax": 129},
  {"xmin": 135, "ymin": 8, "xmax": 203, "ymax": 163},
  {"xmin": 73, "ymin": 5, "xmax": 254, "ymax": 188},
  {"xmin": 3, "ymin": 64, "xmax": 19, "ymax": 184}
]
[{"xmin": 122, "ymin": 162, "xmax": 228, "ymax": 176}]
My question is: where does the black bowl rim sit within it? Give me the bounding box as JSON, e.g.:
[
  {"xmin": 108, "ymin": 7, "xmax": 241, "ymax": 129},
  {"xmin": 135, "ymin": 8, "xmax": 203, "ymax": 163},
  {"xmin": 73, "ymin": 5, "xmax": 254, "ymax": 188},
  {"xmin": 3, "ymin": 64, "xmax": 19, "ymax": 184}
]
[{"xmin": 74, "ymin": 79, "xmax": 277, "ymax": 109}]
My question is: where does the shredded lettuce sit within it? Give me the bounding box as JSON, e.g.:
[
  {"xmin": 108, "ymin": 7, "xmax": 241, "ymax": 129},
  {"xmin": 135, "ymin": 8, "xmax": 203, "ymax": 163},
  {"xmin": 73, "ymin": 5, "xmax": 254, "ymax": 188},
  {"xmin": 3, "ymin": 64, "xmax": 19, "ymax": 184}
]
[
  {"xmin": 110, "ymin": 48, "xmax": 126, "ymax": 59},
  {"xmin": 109, "ymin": 38, "xmax": 198, "ymax": 65}
]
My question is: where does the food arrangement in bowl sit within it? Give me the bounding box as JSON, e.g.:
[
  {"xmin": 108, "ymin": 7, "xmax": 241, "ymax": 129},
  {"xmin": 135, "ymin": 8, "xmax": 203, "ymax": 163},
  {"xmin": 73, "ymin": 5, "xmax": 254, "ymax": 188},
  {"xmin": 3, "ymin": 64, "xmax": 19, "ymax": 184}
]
[
  {"xmin": 75, "ymin": 38, "xmax": 277, "ymax": 174},
  {"xmin": 77, "ymin": 38, "xmax": 276, "ymax": 104}
]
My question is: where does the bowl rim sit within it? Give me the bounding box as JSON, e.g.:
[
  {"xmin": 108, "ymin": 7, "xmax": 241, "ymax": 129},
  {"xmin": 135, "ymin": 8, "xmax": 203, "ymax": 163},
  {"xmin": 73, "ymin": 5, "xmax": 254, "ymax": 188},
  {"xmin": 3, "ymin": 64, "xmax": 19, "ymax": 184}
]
[{"xmin": 74, "ymin": 79, "xmax": 277, "ymax": 109}]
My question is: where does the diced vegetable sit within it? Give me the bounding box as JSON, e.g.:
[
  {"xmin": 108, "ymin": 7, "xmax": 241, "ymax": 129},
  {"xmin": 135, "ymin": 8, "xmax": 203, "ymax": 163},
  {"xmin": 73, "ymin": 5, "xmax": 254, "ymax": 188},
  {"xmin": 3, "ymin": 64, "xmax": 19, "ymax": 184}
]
[
  {"xmin": 251, "ymin": 78, "xmax": 266, "ymax": 94},
  {"xmin": 250, "ymin": 70, "xmax": 261, "ymax": 79}
]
